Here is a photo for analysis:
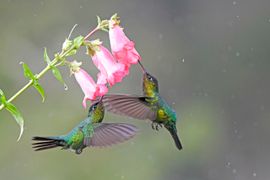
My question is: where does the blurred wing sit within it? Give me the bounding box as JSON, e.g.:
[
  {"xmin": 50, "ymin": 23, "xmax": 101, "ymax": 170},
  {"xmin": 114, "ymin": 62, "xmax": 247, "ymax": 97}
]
[
  {"xmin": 102, "ymin": 94, "xmax": 156, "ymax": 121},
  {"xmin": 84, "ymin": 123, "xmax": 138, "ymax": 147}
]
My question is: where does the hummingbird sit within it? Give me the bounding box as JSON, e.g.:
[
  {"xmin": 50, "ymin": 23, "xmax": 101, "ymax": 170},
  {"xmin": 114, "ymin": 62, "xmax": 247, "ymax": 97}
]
[
  {"xmin": 32, "ymin": 99, "xmax": 138, "ymax": 154},
  {"xmin": 101, "ymin": 61, "xmax": 183, "ymax": 150}
]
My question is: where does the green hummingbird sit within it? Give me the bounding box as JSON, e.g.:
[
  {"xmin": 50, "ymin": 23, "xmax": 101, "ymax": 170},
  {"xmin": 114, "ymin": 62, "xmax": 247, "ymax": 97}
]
[
  {"xmin": 101, "ymin": 61, "xmax": 183, "ymax": 150},
  {"xmin": 32, "ymin": 100, "xmax": 138, "ymax": 154}
]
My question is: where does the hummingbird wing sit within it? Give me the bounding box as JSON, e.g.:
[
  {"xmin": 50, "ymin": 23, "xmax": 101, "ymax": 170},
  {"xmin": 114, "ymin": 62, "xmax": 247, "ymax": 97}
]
[
  {"xmin": 101, "ymin": 94, "xmax": 157, "ymax": 121},
  {"xmin": 84, "ymin": 123, "xmax": 138, "ymax": 147}
]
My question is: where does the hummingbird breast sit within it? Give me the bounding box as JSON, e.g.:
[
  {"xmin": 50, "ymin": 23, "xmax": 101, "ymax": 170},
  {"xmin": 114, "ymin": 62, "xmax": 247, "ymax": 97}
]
[
  {"xmin": 155, "ymin": 97, "xmax": 177, "ymax": 123},
  {"xmin": 69, "ymin": 130, "xmax": 84, "ymax": 150}
]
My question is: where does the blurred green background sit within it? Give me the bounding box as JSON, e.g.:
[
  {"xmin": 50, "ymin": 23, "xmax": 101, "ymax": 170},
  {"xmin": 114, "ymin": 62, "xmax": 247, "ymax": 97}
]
[{"xmin": 0, "ymin": 0, "xmax": 270, "ymax": 179}]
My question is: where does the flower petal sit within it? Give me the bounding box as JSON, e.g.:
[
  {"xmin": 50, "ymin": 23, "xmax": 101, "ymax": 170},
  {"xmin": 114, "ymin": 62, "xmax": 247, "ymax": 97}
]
[
  {"xmin": 109, "ymin": 23, "xmax": 141, "ymax": 70},
  {"xmin": 74, "ymin": 68, "xmax": 100, "ymax": 107},
  {"xmin": 92, "ymin": 45, "xmax": 127, "ymax": 86}
]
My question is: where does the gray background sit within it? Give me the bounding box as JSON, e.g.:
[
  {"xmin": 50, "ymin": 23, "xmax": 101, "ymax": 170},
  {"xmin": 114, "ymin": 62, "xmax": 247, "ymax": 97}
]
[{"xmin": 0, "ymin": 0, "xmax": 269, "ymax": 179}]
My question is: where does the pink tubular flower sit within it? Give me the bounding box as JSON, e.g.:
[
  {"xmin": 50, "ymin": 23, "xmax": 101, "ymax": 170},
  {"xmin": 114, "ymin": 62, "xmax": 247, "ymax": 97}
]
[
  {"xmin": 91, "ymin": 45, "xmax": 127, "ymax": 86},
  {"xmin": 74, "ymin": 68, "xmax": 108, "ymax": 108},
  {"xmin": 96, "ymin": 72, "xmax": 108, "ymax": 94},
  {"xmin": 109, "ymin": 21, "xmax": 141, "ymax": 71}
]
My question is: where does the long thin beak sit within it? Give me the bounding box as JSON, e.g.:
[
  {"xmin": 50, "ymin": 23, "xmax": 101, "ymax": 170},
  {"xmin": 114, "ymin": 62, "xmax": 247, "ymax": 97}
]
[
  {"xmin": 138, "ymin": 61, "xmax": 146, "ymax": 73},
  {"xmin": 99, "ymin": 96, "xmax": 104, "ymax": 102}
]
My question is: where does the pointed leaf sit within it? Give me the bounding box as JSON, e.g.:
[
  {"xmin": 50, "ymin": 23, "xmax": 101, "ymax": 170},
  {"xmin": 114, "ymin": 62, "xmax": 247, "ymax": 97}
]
[
  {"xmin": 44, "ymin": 48, "xmax": 51, "ymax": 64},
  {"xmin": 5, "ymin": 102, "xmax": 24, "ymax": 141},
  {"xmin": 51, "ymin": 66, "xmax": 66, "ymax": 85},
  {"xmin": 65, "ymin": 49, "xmax": 77, "ymax": 57},
  {"xmin": 97, "ymin": 16, "xmax": 101, "ymax": 25},
  {"xmin": 73, "ymin": 36, "xmax": 84, "ymax": 49},
  {"xmin": 0, "ymin": 89, "xmax": 6, "ymax": 103},
  {"xmin": 21, "ymin": 62, "xmax": 34, "ymax": 79},
  {"xmin": 33, "ymin": 82, "xmax": 45, "ymax": 102},
  {"xmin": 101, "ymin": 27, "xmax": 109, "ymax": 32},
  {"xmin": 62, "ymin": 39, "xmax": 73, "ymax": 51}
]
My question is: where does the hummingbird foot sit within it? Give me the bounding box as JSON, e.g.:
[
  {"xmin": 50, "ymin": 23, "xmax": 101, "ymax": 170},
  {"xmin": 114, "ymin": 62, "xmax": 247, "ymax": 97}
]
[
  {"xmin": 151, "ymin": 122, "xmax": 163, "ymax": 131},
  {"xmin": 75, "ymin": 148, "xmax": 83, "ymax": 155}
]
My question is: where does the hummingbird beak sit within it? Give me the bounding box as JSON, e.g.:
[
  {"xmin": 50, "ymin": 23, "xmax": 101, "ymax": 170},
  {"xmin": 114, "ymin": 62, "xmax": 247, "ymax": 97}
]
[
  {"xmin": 99, "ymin": 96, "xmax": 104, "ymax": 102},
  {"xmin": 138, "ymin": 60, "xmax": 146, "ymax": 74}
]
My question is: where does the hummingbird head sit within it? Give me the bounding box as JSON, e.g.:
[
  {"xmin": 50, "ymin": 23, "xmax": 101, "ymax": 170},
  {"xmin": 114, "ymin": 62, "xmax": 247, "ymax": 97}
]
[
  {"xmin": 88, "ymin": 97, "xmax": 104, "ymax": 123},
  {"xmin": 143, "ymin": 72, "xmax": 159, "ymax": 95}
]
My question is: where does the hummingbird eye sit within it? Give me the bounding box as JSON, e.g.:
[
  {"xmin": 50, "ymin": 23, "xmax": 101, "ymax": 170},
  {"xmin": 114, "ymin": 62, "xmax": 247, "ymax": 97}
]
[{"xmin": 91, "ymin": 104, "xmax": 98, "ymax": 111}]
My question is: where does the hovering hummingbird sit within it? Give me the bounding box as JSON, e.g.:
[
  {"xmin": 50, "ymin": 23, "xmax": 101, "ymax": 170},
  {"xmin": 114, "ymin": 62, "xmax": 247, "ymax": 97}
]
[
  {"xmin": 101, "ymin": 61, "xmax": 183, "ymax": 150},
  {"xmin": 32, "ymin": 100, "xmax": 138, "ymax": 154}
]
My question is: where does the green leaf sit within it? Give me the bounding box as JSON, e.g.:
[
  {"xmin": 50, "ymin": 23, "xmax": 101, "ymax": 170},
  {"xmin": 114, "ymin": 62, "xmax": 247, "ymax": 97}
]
[
  {"xmin": 33, "ymin": 82, "xmax": 45, "ymax": 102},
  {"xmin": 51, "ymin": 66, "xmax": 66, "ymax": 85},
  {"xmin": 62, "ymin": 39, "xmax": 73, "ymax": 51},
  {"xmin": 97, "ymin": 16, "xmax": 101, "ymax": 25},
  {"xmin": 5, "ymin": 102, "xmax": 24, "ymax": 141},
  {"xmin": 101, "ymin": 27, "xmax": 109, "ymax": 32},
  {"xmin": 65, "ymin": 49, "xmax": 77, "ymax": 57},
  {"xmin": 0, "ymin": 89, "xmax": 6, "ymax": 103},
  {"xmin": 73, "ymin": 36, "xmax": 84, "ymax": 49},
  {"xmin": 44, "ymin": 48, "xmax": 51, "ymax": 64},
  {"xmin": 21, "ymin": 62, "xmax": 34, "ymax": 79}
]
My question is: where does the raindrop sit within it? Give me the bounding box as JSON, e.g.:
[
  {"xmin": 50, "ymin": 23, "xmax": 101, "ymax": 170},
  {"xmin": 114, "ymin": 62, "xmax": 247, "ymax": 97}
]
[
  {"xmin": 253, "ymin": 172, "xmax": 257, "ymax": 177},
  {"xmin": 121, "ymin": 175, "xmax": 125, "ymax": 179},
  {"xmin": 181, "ymin": 58, "xmax": 185, "ymax": 62},
  {"xmin": 268, "ymin": 18, "xmax": 270, "ymax": 23},
  {"xmin": 232, "ymin": 169, "xmax": 237, "ymax": 174},
  {"xmin": 233, "ymin": 1, "xmax": 237, "ymax": 5},
  {"xmin": 64, "ymin": 84, "xmax": 68, "ymax": 91},
  {"xmin": 236, "ymin": 15, "xmax": 240, "ymax": 20},
  {"xmin": 225, "ymin": 162, "xmax": 231, "ymax": 168},
  {"xmin": 79, "ymin": 5, "xmax": 83, "ymax": 9},
  {"xmin": 236, "ymin": 52, "xmax": 240, "ymax": 57}
]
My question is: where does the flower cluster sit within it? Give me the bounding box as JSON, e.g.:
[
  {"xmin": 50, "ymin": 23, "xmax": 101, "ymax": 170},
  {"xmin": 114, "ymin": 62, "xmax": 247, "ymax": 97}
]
[
  {"xmin": 0, "ymin": 13, "xmax": 143, "ymax": 140},
  {"xmin": 72, "ymin": 14, "xmax": 141, "ymax": 108}
]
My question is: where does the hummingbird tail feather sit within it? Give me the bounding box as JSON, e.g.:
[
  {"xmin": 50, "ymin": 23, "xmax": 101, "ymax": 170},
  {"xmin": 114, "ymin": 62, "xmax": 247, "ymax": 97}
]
[
  {"xmin": 168, "ymin": 129, "xmax": 183, "ymax": 150},
  {"xmin": 32, "ymin": 136, "xmax": 66, "ymax": 151}
]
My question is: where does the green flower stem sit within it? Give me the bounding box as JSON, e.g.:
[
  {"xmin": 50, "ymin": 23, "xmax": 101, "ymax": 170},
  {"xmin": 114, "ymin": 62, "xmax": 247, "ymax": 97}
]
[{"xmin": 0, "ymin": 45, "xmax": 76, "ymax": 111}]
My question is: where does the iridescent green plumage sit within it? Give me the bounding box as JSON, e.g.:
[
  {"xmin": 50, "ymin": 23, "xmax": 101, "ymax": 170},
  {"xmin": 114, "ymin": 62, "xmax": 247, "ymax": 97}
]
[
  {"xmin": 102, "ymin": 62, "xmax": 182, "ymax": 150},
  {"xmin": 32, "ymin": 100, "xmax": 138, "ymax": 154}
]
